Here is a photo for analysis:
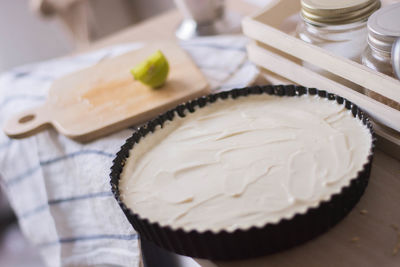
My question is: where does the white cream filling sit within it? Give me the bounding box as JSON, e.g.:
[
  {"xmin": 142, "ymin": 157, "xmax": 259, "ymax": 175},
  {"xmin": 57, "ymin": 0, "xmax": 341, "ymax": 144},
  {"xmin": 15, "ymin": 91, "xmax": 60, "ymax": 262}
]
[{"xmin": 120, "ymin": 94, "xmax": 372, "ymax": 232}]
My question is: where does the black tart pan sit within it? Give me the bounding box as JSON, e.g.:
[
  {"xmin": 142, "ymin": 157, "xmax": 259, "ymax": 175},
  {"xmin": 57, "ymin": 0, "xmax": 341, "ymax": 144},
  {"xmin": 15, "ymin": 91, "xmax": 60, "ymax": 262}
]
[{"xmin": 110, "ymin": 85, "xmax": 375, "ymax": 260}]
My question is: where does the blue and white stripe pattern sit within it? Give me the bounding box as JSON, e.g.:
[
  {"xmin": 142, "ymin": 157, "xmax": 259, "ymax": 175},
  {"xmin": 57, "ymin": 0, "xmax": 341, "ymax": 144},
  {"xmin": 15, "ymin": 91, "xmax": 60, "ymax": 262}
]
[{"xmin": 0, "ymin": 35, "xmax": 258, "ymax": 267}]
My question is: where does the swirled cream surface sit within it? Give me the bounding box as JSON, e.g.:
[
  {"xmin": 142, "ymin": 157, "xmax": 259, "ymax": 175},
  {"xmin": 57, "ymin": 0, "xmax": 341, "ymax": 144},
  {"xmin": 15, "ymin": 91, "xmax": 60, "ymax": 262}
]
[{"xmin": 120, "ymin": 94, "xmax": 372, "ymax": 232}]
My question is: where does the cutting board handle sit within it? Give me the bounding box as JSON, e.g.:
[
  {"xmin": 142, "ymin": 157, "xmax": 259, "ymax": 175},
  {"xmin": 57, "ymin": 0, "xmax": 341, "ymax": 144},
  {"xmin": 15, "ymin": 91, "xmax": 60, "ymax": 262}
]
[{"xmin": 3, "ymin": 105, "xmax": 52, "ymax": 139}]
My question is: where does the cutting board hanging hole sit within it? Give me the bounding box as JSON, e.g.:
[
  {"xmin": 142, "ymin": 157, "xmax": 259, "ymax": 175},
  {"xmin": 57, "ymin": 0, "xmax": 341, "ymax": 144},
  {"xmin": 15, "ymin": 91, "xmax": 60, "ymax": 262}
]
[{"xmin": 19, "ymin": 114, "xmax": 35, "ymax": 124}]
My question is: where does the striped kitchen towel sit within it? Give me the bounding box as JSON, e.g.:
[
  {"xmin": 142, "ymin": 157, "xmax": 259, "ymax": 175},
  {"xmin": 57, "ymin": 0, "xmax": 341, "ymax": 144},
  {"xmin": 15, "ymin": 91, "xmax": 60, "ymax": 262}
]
[{"xmin": 0, "ymin": 35, "xmax": 259, "ymax": 267}]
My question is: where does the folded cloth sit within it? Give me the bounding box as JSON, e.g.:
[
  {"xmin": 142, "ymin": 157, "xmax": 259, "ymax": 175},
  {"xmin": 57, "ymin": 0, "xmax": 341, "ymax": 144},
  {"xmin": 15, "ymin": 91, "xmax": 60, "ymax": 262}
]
[{"xmin": 0, "ymin": 35, "xmax": 259, "ymax": 267}]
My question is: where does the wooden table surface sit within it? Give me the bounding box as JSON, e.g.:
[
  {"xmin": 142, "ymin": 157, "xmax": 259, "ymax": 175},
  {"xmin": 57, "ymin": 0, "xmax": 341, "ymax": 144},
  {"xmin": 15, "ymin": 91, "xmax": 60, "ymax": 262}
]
[{"xmin": 88, "ymin": 1, "xmax": 400, "ymax": 266}]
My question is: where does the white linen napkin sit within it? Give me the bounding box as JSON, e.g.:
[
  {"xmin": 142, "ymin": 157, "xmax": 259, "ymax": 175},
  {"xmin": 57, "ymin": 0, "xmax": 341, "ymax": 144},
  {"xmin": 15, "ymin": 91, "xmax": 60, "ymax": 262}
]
[{"xmin": 0, "ymin": 35, "xmax": 259, "ymax": 267}]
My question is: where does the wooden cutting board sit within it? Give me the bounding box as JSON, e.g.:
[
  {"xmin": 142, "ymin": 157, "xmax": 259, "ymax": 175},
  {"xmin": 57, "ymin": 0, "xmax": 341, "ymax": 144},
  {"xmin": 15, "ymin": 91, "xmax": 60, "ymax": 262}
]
[{"xmin": 3, "ymin": 42, "xmax": 210, "ymax": 142}]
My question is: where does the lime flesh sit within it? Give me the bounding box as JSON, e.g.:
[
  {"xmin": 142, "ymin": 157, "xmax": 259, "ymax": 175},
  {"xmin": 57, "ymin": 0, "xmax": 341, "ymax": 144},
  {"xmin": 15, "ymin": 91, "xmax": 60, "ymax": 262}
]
[{"xmin": 131, "ymin": 50, "xmax": 169, "ymax": 88}]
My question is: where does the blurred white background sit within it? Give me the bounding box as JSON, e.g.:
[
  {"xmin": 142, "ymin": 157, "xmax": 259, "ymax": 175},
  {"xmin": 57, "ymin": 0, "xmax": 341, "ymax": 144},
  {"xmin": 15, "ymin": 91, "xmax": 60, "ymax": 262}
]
[
  {"xmin": 0, "ymin": 0, "xmax": 175, "ymax": 72},
  {"xmin": 0, "ymin": 0, "xmax": 73, "ymax": 72}
]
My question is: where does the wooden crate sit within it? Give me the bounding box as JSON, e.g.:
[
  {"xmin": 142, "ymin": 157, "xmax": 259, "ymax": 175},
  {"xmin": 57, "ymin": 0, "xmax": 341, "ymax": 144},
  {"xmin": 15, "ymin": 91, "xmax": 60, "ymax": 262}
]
[{"xmin": 242, "ymin": 0, "xmax": 400, "ymax": 158}]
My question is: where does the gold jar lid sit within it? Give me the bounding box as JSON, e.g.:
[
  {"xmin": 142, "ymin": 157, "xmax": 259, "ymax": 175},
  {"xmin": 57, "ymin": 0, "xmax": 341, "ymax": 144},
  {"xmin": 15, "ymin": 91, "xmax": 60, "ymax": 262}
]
[{"xmin": 301, "ymin": 0, "xmax": 381, "ymax": 25}]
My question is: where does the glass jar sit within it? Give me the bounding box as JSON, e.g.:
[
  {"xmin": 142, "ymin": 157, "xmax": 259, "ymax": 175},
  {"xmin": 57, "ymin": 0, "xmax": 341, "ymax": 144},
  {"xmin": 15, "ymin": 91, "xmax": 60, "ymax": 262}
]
[
  {"xmin": 361, "ymin": 3, "xmax": 400, "ymax": 110},
  {"xmin": 298, "ymin": 0, "xmax": 380, "ymax": 62},
  {"xmin": 362, "ymin": 46, "xmax": 392, "ymax": 76},
  {"xmin": 297, "ymin": 19, "xmax": 369, "ymax": 63},
  {"xmin": 297, "ymin": 0, "xmax": 381, "ymax": 92}
]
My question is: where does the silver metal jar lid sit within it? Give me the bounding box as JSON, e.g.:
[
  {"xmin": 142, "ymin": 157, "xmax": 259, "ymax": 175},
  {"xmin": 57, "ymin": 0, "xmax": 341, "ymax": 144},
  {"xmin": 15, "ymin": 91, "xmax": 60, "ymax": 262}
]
[
  {"xmin": 301, "ymin": 0, "xmax": 380, "ymax": 25},
  {"xmin": 367, "ymin": 3, "xmax": 400, "ymax": 53},
  {"xmin": 392, "ymin": 38, "xmax": 400, "ymax": 80}
]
